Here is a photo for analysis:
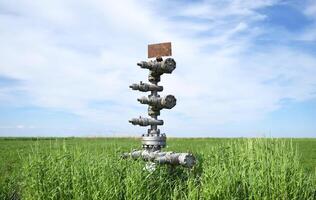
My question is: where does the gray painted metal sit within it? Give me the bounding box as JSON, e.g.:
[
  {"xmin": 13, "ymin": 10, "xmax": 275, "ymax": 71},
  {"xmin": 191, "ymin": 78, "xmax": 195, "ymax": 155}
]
[
  {"xmin": 129, "ymin": 81, "xmax": 163, "ymax": 92},
  {"xmin": 122, "ymin": 150, "xmax": 195, "ymax": 168},
  {"xmin": 135, "ymin": 56, "xmax": 172, "ymax": 150},
  {"xmin": 137, "ymin": 95, "xmax": 176, "ymax": 109},
  {"xmin": 123, "ymin": 44, "xmax": 195, "ymax": 168},
  {"xmin": 141, "ymin": 134, "xmax": 166, "ymax": 149},
  {"xmin": 137, "ymin": 58, "xmax": 176, "ymax": 74},
  {"xmin": 129, "ymin": 117, "xmax": 163, "ymax": 126}
]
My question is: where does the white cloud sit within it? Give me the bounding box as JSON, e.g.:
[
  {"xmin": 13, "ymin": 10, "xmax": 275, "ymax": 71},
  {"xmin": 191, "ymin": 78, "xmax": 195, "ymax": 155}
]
[
  {"xmin": 299, "ymin": 0, "xmax": 316, "ymax": 41},
  {"xmin": 0, "ymin": 0, "xmax": 315, "ymax": 136},
  {"xmin": 304, "ymin": 0, "xmax": 316, "ymax": 18}
]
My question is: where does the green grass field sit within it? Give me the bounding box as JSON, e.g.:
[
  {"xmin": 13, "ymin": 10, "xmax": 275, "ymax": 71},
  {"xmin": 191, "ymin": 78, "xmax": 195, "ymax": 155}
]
[{"xmin": 0, "ymin": 138, "xmax": 315, "ymax": 199}]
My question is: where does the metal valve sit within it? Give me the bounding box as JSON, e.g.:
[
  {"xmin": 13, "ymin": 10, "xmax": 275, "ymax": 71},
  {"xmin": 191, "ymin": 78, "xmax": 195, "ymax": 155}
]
[
  {"xmin": 129, "ymin": 117, "xmax": 163, "ymax": 126},
  {"xmin": 137, "ymin": 95, "xmax": 176, "ymax": 109},
  {"xmin": 124, "ymin": 42, "xmax": 195, "ymax": 168},
  {"xmin": 137, "ymin": 58, "xmax": 176, "ymax": 74},
  {"xmin": 129, "ymin": 81, "xmax": 163, "ymax": 92}
]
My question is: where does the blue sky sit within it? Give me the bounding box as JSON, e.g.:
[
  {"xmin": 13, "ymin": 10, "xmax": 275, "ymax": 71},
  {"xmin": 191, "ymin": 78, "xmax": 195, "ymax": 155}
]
[{"xmin": 0, "ymin": 0, "xmax": 316, "ymax": 137}]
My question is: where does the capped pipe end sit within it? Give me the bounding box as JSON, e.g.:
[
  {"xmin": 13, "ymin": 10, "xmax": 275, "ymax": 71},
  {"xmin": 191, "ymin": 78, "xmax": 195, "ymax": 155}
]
[
  {"xmin": 162, "ymin": 95, "xmax": 177, "ymax": 109},
  {"xmin": 178, "ymin": 153, "xmax": 196, "ymax": 168}
]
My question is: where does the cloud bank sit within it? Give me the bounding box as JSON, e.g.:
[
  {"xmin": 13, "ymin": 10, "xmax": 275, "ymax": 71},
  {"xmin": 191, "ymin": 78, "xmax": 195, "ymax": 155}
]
[{"xmin": 0, "ymin": 0, "xmax": 316, "ymax": 136}]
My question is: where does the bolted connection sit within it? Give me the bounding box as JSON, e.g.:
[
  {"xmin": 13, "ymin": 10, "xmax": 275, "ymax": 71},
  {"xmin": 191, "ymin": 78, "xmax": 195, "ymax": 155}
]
[{"xmin": 124, "ymin": 43, "xmax": 195, "ymax": 168}]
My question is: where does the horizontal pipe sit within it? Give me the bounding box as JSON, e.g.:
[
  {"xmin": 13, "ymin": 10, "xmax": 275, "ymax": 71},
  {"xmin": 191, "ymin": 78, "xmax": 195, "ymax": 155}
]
[
  {"xmin": 137, "ymin": 58, "xmax": 176, "ymax": 74},
  {"xmin": 129, "ymin": 117, "xmax": 163, "ymax": 126},
  {"xmin": 137, "ymin": 95, "xmax": 176, "ymax": 109},
  {"xmin": 129, "ymin": 82, "xmax": 163, "ymax": 92},
  {"xmin": 122, "ymin": 150, "xmax": 195, "ymax": 168}
]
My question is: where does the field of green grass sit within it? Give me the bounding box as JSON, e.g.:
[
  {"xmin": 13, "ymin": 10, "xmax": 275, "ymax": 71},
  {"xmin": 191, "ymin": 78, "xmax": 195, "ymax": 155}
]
[{"xmin": 0, "ymin": 138, "xmax": 315, "ymax": 199}]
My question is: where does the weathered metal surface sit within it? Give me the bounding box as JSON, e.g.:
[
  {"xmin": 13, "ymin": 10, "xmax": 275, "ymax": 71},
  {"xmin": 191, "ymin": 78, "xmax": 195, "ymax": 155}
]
[
  {"xmin": 129, "ymin": 117, "xmax": 163, "ymax": 126},
  {"xmin": 137, "ymin": 95, "xmax": 176, "ymax": 109},
  {"xmin": 122, "ymin": 150, "xmax": 196, "ymax": 168},
  {"xmin": 148, "ymin": 42, "xmax": 172, "ymax": 58},
  {"xmin": 124, "ymin": 42, "xmax": 196, "ymax": 168},
  {"xmin": 133, "ymin": 55, "xmax": 176, "ymax": 151},
  {"xmin": 129, "ymin": 81, "xmax": 163, "ymax": 92},
  {"xmin": 138, "ymin": 58, "xmax": 176, "ymax": 74},
  {"xmin": 141, "ymin": 134, "xmax": 166, "ymax": 149}
]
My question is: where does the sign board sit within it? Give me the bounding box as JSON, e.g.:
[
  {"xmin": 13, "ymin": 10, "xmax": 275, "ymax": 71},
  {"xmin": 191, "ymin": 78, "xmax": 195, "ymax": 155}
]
[{"xmin": 148, "ymin": 42, "xmax": 172, "ymax": 58}]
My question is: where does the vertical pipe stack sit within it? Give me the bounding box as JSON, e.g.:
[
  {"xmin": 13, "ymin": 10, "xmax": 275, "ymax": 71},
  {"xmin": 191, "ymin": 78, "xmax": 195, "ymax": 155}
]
[
  {"xmin": 124, "ymin": 55, "xmax": 195, "ymax": 168},
  {"xmin": 130, "ymin": 57, "xmax": 176, "ymax": 151}
]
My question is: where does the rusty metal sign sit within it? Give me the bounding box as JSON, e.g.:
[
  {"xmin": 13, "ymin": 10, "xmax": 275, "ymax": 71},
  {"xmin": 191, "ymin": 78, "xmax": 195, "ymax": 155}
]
[{"xmin": 148, "ymin": 42, "xmax": 172, "ymax": 58}]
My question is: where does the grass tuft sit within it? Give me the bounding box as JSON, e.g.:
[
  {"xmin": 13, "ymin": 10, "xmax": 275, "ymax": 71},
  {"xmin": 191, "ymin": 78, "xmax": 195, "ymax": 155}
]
[{"xmin": 16, "ymin": 138, "xmax": 316, "ymax": 200}]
